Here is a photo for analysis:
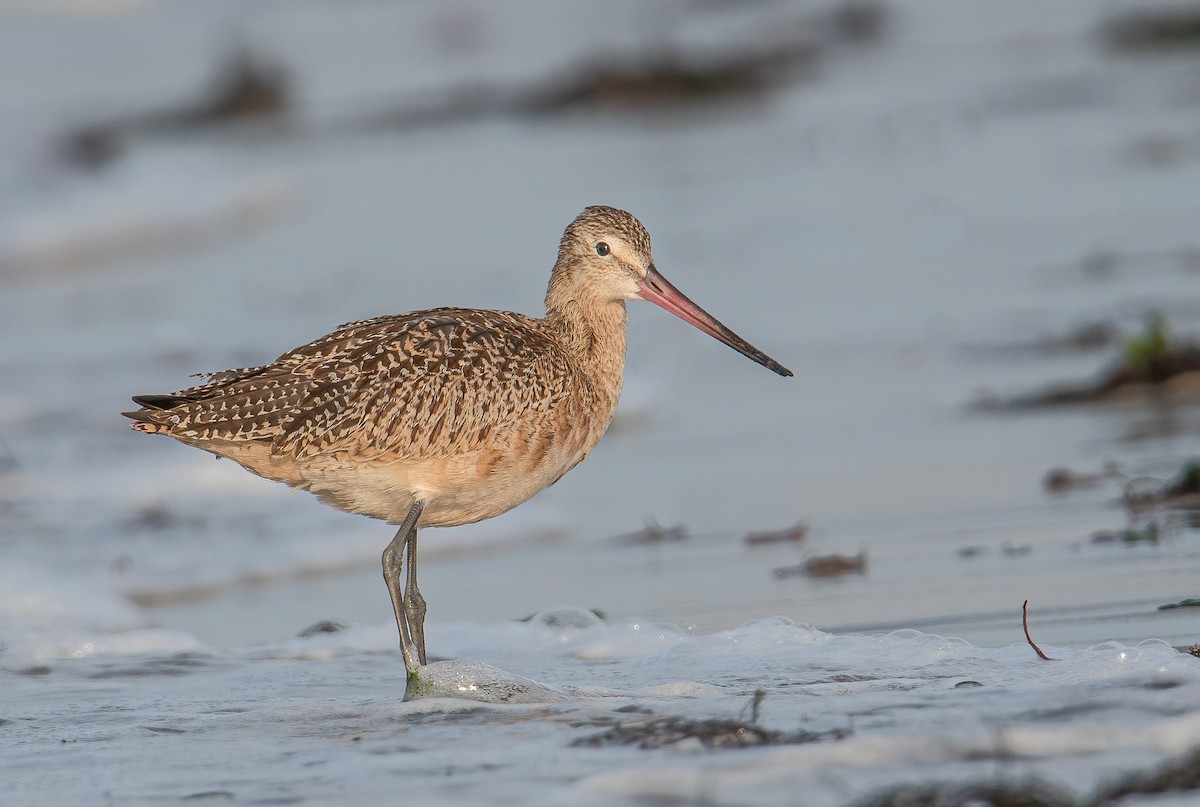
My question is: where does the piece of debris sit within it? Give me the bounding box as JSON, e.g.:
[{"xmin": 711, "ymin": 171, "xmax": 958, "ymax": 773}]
[
  {"xmin": 298, "ymin": 620, "xmax": 348, "ymax": 638},
  {"xmin": 181, "ymin": 791, "xmax": 236, "ymax": 802},
  {"xmin": 572, "ymin": 714, "xmax": 847, "ymax": 750},
  {"xmin": 613, "ymin": 704, "xmax": 654, "ymax": 715},
  {"xmin": 357, "ymin": 36, "xmax": 819, "ymax": 134},
  {"xmin": 127, "ymin": 504, "xmax": 177, "ymax": 531},
  {"xmin": 1158, "ymin": 598, "xmax": 1200, "ymax": 611},
  {"xmin": 1186, "ymin": 644, "xmax": 1200, "ymax": 658},
  {"xmin": 1023, "ymin": 600, "xmax": 1053, "ymax": 661},
  {"xmin": 774, "ymin": 552, "xmax": 866, "ymax": 579},
  {"xmin": 136, "ymin": 47, "xmax": 291, "ymax": 132},
  {"xmin": 516, "ymin": 607, "xmax": 605, "ymax": 626},
  {"xmin": 977, "ymin": 315, "xmax": 1200, "ymax": 410},
  {"xmin": 956, "ymin": 545, "xmax": 987, "ymax": 559},
  {"xmin": 59, "ymin": 46, "xmax": 292, "ymax": 161},
  {"xmin": 853, "ymin": 777, "xmax": 1075, "ymax": 807},
  {"xmin": 1043, "ymin": 461, "xmax": 1121, "ymax": 494},
  {"xmin": 1089, "ymin": 523, "xmax": 1161, "ymax": 545},
  {"xmin": 525, "ymin": 42, "xmax": 815, "ymax": 113},
  {"xmin": 969, "ymin": 321, "xmax": 1120, "ymax": 358},
  {"xmin": 615, "ymin": 519, "xmax": 688, "ymax": 546},
  {"xmin": 857, "ymin": 743, "xmax": 1200, "ymax": 806},
  {"xmin": 744, "ymin": 521, "xmax": 808, "ymax": 546},
  {"xmin": 1099, "ymin": 7, "xmax": 1200, "ymax": 52},
  {"xmin": 1163, "ymin": 460, "xmax": 1200, "ymax": 500},
  {"xmin": 1092, "ymin": 745, "xmax": 1200, "ymax": 804},
  {"xmin": 192, "ymin": 49, "xmax": 291, "ymax": 124},
  {"xmin": 525, "ymin": 3, "xmax": 889, "ymax": 115},
  {"xmin": 123, "ymin": 503, "xmax": 207, "ymax": 532},
  {"xmin": 17, "ymin": 665, "xmax": 52, "ymax": 677},
  {"xmin": 1128, "ymin": 131, "xmax": 1193, "ymax": 168},
  {"xmin": 57, "ymin": 126, "xmax": 124, "ymax": 170},
  {"xmin": 739, "ymin": 689, "xmax": 767, "ymax": 724},
  {"xmin": 826, "ymin": 1, "xmax": 889, "ymax": 43}
]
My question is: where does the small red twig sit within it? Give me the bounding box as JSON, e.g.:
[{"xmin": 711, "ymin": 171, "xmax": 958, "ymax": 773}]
[{"xmin": 1023, "ymin": 599, "xmax": 1053, "ymax": 661}]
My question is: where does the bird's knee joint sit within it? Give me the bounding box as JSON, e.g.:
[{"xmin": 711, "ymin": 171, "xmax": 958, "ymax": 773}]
[{"xmin": 382, "ymin": 545, "xmax": 403, "ymax": 577}]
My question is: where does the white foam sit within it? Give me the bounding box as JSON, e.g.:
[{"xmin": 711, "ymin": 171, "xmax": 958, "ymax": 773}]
[{"xmin": 0, "ymin": 558, "xmax": 205, "ymax": 666}]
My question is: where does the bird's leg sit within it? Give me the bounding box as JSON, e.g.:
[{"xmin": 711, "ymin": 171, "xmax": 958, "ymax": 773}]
[
  {"xmin": 382, "ymin": 501, "xmax": 424, "ymax": 675},
  {"xmin": 404, "ymin": 525, "xmax": 428, "ymax": 665}
]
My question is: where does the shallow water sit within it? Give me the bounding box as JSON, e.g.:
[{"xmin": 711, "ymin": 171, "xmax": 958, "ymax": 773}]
[
  {"xmin": 6, "ymin": 612, "xmax": 1200, "ymax": 806},
  {"xmin": 2, "ymin": 0, "xmax": 1200, "ymax": 804}
]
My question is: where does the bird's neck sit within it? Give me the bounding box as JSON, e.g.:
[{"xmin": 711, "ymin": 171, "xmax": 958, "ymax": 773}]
[{"xmin": 544, "ymin": 278, "xmax": 628, "ymax": 411}]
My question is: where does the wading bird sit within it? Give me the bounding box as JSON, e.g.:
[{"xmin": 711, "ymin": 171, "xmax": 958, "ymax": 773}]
[{"xmin": 125, "ymin": 206, "xmax": 791, "ymax": 676}]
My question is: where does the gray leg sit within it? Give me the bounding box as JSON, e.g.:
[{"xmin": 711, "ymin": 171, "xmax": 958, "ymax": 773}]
[
  {"xmin": 382, "ymin": 501, "xmax": 424, "ymax": 675},
  {"xmin": 405, "ymin": 527, "xmax": 428, "ymax": 665}
]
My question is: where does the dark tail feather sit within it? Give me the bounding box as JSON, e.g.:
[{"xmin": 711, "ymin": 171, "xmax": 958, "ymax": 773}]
[
  {"xmin": 130, "ymin": 393, "xmax": 189, "ymax": 410},
  {"xmin": 124, "ymin": 393, "xmax": 191, "ymax": 427}
]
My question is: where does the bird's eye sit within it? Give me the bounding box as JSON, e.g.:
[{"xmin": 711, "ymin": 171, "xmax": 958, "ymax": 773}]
[{"xmin": 595, "ymin": 242, "xmax": 610, "ymax": 257}]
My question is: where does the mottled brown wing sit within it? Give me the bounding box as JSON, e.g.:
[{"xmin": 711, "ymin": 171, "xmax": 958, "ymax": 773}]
[
  {"xmin": 125, "ymin": 315, "xmax": 406, "ymax": 439},
  {"xmin": 127, "ymin": 310, "xmax": 576, "ymax": 459},
  {"xmin": 276, "ymin": 310, "xmax": 576, "ymax": 460}
]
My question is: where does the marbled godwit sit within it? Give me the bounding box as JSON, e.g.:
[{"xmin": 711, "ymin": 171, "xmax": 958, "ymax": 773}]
[{"xmin": 124, "ymin": 206, "xmax": 791, "ymax": 677}]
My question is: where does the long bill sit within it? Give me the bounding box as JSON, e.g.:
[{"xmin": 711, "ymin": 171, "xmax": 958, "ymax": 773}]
[{"xmin": 637, "ymin": 266, "xmax": 793, "ymax": 377}]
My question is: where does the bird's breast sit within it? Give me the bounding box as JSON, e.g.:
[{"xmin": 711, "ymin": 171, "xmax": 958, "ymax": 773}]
[{"xmin": 415, "ymin": 402, "xmax": 608, "ymax": 527}]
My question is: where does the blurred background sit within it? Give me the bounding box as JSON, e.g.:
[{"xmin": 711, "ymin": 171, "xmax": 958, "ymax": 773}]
[{"xmin": 2, "ymin": 0, "xmax": 1200, "ymax": 661}]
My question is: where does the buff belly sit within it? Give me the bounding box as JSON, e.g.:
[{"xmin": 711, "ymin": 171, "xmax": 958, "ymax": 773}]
[{"xmin": 293, "ymin": 436, "xmax": 594, "ymax": 528}]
